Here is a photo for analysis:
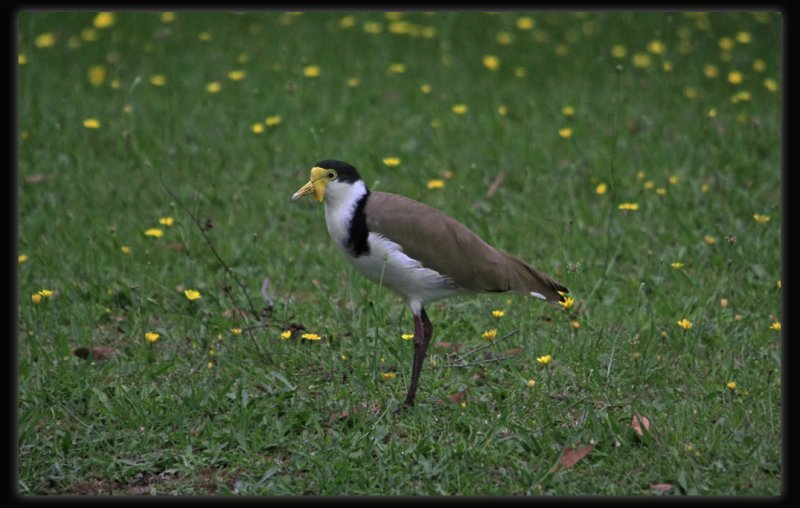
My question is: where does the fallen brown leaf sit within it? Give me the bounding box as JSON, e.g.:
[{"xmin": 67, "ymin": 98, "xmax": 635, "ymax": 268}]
[
  {"xmin": 447, "ymin": 388, "xmax": 468, "ymax": 404},
  {"xmin": 90, "ymin": 346, "xmax": 115, "ymax": 360},
  {"xmin": 500, "ymin": 347, "xmax": 523, "ymax": 358},
  {"xmin": 551, "ymin": 444, "xmax": 595, "ymax": 473},
  {"xmin": 433, "ymin": 341, "xmax": 462, "ymax": 352},
  {"xmin": 650, "ymin": 483, "xmax": 674, "ymax": 494},
  {"xmin": 486, "ymin": 171, "xmax": 506, "ymax": 199},
  {"xmin": 632, "ymin": 413, "xmax": 652, "ymax": 438},
  {"xmin": 73, "ymin": 346, "xmax": 116, "ymax": 360},
  {"xmin": 326, "ymin": 404, "xmax": 366, "ymax": 426}
]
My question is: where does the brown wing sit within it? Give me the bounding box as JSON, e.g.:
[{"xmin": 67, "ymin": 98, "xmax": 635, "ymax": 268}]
[{"xmin": 365, "ymin": 192, "xmax": 567, "ymax": 302}]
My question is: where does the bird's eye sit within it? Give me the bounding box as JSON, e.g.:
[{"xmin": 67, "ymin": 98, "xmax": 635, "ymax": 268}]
[{"xmin": 328, "ymin": 172, "xmax": 336, "ymax": 179}]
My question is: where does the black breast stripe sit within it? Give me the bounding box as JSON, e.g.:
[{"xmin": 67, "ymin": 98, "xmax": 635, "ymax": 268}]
[{"xmin": 345, "ymin": 191, "xmax": 370, "ymax": 257}]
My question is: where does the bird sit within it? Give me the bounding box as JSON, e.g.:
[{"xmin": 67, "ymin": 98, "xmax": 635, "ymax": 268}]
[{"xmin": 292, "ymin": 160, "xmax": 568, "ymax": 410}]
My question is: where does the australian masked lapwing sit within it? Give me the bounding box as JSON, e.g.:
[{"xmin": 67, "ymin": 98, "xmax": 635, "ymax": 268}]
[{"xmin": 292, "ymin": 160, "xmax": 568, "ymax": 410}]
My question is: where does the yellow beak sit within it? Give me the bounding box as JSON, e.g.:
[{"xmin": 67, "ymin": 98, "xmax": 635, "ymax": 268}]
[{"xmin": 291, "ymin": 167, "xmax": 328, "ymax": 202}]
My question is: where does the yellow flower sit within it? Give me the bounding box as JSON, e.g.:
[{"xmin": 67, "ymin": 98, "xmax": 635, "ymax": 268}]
[
  {"xmin": 562, "ymin": 105, "xmax": 576, "ymax": 117},
  {"xmin": 496, "ymin": 31, "xmax": 513, "ymax": 45},
  {"xmin": 719, "ymin": 37, "xmax": 735, "ymax": 50},
  {"xmin": 707, "ymin": 109, "xmax": 717, "ymax": 119},
  {"xmin": 37, "ymin": 289, "xmax": 54, "ymax": 298},
  {"xmin": 753, "ymin": 59, "xmax": 767, "ymax": 72},
  {"xmin": 536, "ymin": 354, "xmax": 552, "ymax": 365},
  {"xmin": 753, "ymin": 213, "xmax": 770, "ymax": 224},
  {"xmin": 427, "ymin": 179, "xmax": 445, "ymax": 190},
  {"xmin": 83, "ymin": 118, "xmax": 101, "ymax": 129},
  {"xmin": 764, "ymin": 78, "xmax": 778, "ymax": 92},
  {"xmin": 31, "ymin": 293, "xmax": 42, "ymax": 305},
  {"xmin": 516, "ymin": 16, "xmax": 535, "ymax": 30},
  {"xmin": 265, "ymin": 115, "xmax": 282, "ymax": 126},
  {"xmin": 595, "ymin": 183, "xmax": 608, "ymax": 195},
  {"xmin": 736, "ymin": 31, "xmax": 752, "ymax": 44},
  {"xmin": 205, "ymin": 81, "xmax": 221, "ymax": 93},
  {"xmin": 382, "ymin": 157, "xmax": 401, "ymax": 167},
  {"xmin": 227, "ymin": 70, "xmax": 246, "ymax": 81},
  {"xmin": 93, "ymin": 12, "xmax": 115, "ymax": 29},
  {"xmin": 88, "ymin": 65, "xmax": 106, "ymax": 87},
  {"xmin": 251, "ymin": 123, "xmax": 265, "ymax": 134},
  {"xmin": 558, "ymin": 127, "xmax": 573, "ymax": 139},
  {"xmin": 339, "ymin": 15, "xmax": 355, "ymax": 29},
  {"xmin": 662, "ymin": 61, "xmax": 673, "ymax": 73},
  {"xmin": 527, "ymin": 379, "xmax": 536, "ymax": 387},
  {"xmin": 727, "ymin": 71, "xmax": 743, "ymax": 85},
  {"xmin": 382, "ymin": 372, "xmax": 397, "ymax": 380},
  {"xmin": 207, "ymin": 362, "xmax": 214, "ymax": 369},
  {"xmin": 703, "ymin": 64, "xmax": 719, "ymax": 78},
  {"xmin": 671, "ymin": 262, "xmax": 685, "ymax": 269},
  {"xmin": 483, "ymin": 55, "xmax": 500, "ymax": 71},
  {"xmin": 632, "ymin": 52, "xmax": 651, "ymax": 68},
  {"xmin": 346, "ymin": 77, "xmax": 360, "ymax": 88},
  {"xmin": 677, "ymin": 318, "xmax": 693, "ymax": 330},
  {"xmin": 280, "ymin": 330, "xmax": 292, "ymax": 340},
  {"xmin": 668, "ymin": 175, "xmax": 679, "ymax": 185},
  {"xmin": 618, "ymin": 202, "xmax": 639, "ymax": 211},
  {"xmin": 303, "ymin": 65, "xmax": 321, "ymax": 78},
  {"xmin": 388, "ymin": 63, "xmax": 406, "ymax": 74},
  {"xmin": 301, "ymin": 333, "xmax": 321, "ymax": 341},
  {"xmin": 401, "ymin": 333, "xmax": 414, "ymax": 341},
  {"xmin": 144, "ymin": 228, "xmax": 164, "ymax": 238},
  {"xmin": 81, "ymin": 28, "xmax": 98, "ymax": 42},
  {"xmin": 770, "ymin": 322, "xmax": 781, "ymax": 332},
  {"xmin": 120, "ymin": 246, "xmax": 131, "ymax": 254},
  {"xmin": 198, "ymin": 31, "xmax": 212, "ymax": 42},
  {"xmin": 571, "ymin": 320, "xmax": 581, "ymax": 330},
  {"xmin": 35, "ymin": 32, "xmax": 56, "ymax": 48},
  {"xmin": 683, "ymin": 86, "xmax": 698, "ymax": 99},
  {"xmin": 18, "ymin": 254, "xmax": 28, "ymax": 264},
  {"xmin": 145, "ymin": 332, "xmax": 160, "ymax": 343},
  {"xmin": 363, "ymin": 21, "xmax": 384, "ymax": 34},
  {"xmin": 611, "ymin": 44, "xmax": 627, "ymax": 58},
  {"xmin": 149, "ymin": 74, "xmax": 167, "ymax": 87},
  {"xmin": 656, "ymin": 187, "xmax": 667, "ymax": 196},
  {"xmin": 498, "ymin": 105, "xmax": 508, "ymax": 116},
  {"xmin": 492, "ymin": 309, "xmax": 505, "ymax": 318},
  {"xmin": 726, "ymin": 381, "xmax": 737, "ymax": 390},
  {"xmin": 420, "ymin": 83, "xmax": 432, "ymax": 94},
  {"xmin": 559, "ymin": 296, "xmax": 575, "ymax": 310},
  {"xmin": 184, "ymin": 289, "xmax": 202, "ymax": 301},
  {"xmin": 231, "ymin": 328, "xmax": 242, "ymax": 335},
  {"xmin": 647, "ymin": 40, "xmax": 666, "ymax": 54},
  {"xmin": 644, "ymin": 180, "xmax": 655, "ymax": 190},
  {"xmin": 161, "ymin": 12, "xmax": 175, "ymax": 23},
  {"xmin": 159, "ymin": 216, "xmax": 175, "ymax": 227},
  {"xmin": 18, "ymin": 53, "xmax": 28, "ymax": 65},
  {"xmin": 482, "ymin": 329, "xmax": 498, "ymax": 341},
  {"xmin": 731, "ymin": 90, "xmax": 752, "ymax": 103},
  {"xmin": 514, "ymin": 67, "xmax": 526, "ymax": 78},
  {"xmin": 704, "ymin": 235, "xmax": 717, "ymax": 245},
  {"xmin": 451, "ymin": 104, "xmax": 468, "ymax": 115}
]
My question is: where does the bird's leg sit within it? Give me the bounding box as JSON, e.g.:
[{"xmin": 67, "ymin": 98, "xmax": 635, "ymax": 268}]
[{"xmin": 400, "ymin": 308, "xmax": 433, "ymax": 410}]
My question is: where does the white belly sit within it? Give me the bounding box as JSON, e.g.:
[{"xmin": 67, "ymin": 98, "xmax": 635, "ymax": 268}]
[{"xmin": 342, "ymin": 232, "xmax": 464, "ymax": 313}]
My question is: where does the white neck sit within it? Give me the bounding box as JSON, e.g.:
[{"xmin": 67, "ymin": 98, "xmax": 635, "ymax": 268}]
[{"xmin": 323, "ymin": 180, "xmax": 368, "ymax": 248}]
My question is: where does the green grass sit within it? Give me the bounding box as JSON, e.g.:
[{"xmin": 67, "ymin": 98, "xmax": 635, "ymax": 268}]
[{"xmin": 17, "ymin": 11, "xmax": 782, "ymax": 495}]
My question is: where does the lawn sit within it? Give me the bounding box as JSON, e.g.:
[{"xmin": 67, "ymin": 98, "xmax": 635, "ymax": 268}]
[{"xmin": 17, "ymin": 11, "xmax": 782, "ymax": 495}]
